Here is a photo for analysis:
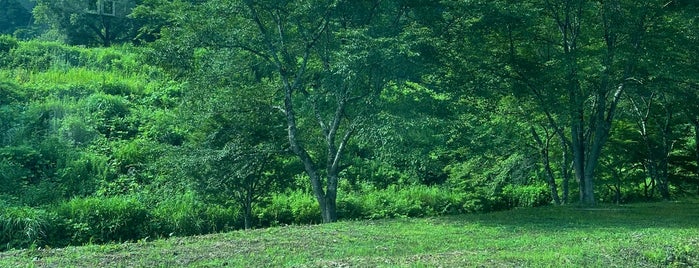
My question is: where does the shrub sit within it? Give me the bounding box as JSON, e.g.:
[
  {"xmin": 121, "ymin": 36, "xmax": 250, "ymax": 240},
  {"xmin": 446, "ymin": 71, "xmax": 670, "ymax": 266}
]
[
  {"xmin": 54, "ymin": 195, "xmax": 151, "ymax": 245},
  {"xmin": 101, "ymin": 81, "xmax": 135, "ymax": 96},
  {"xmin": 150, "ymin": 191, "xmax": 239, "ymax": 237},
  {"xmin": 151, "ymin": 191, "xmax": 208, "ymax": 236},
  {"xmin": 201, "ymin": 204, "xmax": 240, "ymax": 233},
  {"xmin": 288, "ymin": 191, "xmax": 321, "ymax": 224},
  {"xmin": 255, "ymin": 185, "xmax": 472, "ymax": 225},
  {"xmin": 59, "ymin": 116, "xmax": 99, "ymax": 145},
  {"xmin": 0, "ymin": 81, "xmax": 26, "ymax": 106},
  {"xmin": 79, "ymin": 93, "xmax": 133, "ymax": 138},
  {"xmin": 0, "ymin": 145, "xmax": 45, "ymax": 185},
  {"xmin": 57, "ymin": 152, "xmax": 106, "ymax": 198},
  {"xmin": 10, "ymin": 41, "xmax": 82, "ymax": 71},
  {"xmin": 337, "ymin": 185, "xmax": 468, "ymax": 221},
  {"xmin": 0, "ymin": 35, "xmax": 18, "ymax": 53},
  {"xmin": 0, "ymin": 159, "xmax": 29, "ymax": 197},
  {"xmin": 23, "ymin": 99, "xmax": 69, "ymax": 138},
  {"xmin": 0, "ymin": 35, "xmax": 19, "ymax": 66},
  {"xmin": 20, "ymin": 180, "xmax": 65, "ymax": 206},
  {"xmin": 500, "ymin": 184, "xmax": 551, "ymax": 208},
  {"xmin": 51, "ymin": 83, "xmax": 98, "ymax": 100},
  {"xmin": 337, "ymin": 195, "xmax": 366, "ymax": 219},
  {"xmin": 81, "ymin": 93, "xmax": 130, "ymax": 119},
  {"xmin": 256, "ymin": 190, "xmax": 320, "ymax": 226}
]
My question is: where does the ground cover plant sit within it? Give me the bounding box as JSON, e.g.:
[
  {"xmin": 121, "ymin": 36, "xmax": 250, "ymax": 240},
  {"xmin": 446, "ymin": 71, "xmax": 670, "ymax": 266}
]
[{"xmin": 1, "ymin": 201, "xmax": 697, "ymax": 267}]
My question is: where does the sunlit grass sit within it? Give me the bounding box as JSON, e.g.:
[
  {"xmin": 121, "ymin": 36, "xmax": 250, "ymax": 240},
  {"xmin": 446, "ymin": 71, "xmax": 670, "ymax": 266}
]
[
  {"xmin": 1, "ymin": 201, "xmax": 697, "ymax": 267},
  {"xmin": 0, "ymin": 42, "xmax": 159, "ymax": 96},
  {"xmin": 7, "ymin": 68, "xmax": 141, "ymax": 89}
]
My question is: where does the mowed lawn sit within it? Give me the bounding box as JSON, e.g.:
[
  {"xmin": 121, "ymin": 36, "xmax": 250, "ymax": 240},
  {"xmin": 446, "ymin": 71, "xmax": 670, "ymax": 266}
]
[{"xmin": 2, "ymin": 201, "xmax": 698, "ymax": 267}]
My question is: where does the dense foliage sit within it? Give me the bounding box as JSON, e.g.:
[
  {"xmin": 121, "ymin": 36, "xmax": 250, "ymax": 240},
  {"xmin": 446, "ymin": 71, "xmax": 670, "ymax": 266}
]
[{"xmin": 0, "ymin": 0, "xmax": 697, "ymax": 250}]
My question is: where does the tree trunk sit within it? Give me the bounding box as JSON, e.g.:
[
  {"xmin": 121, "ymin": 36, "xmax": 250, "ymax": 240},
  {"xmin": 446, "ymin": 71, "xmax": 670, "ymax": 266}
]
[
  {"xmin": 102, "ymin": 16, "xmax": 112, "ymax": 47},
  {"xmin": 631, "ymin": 94, "xmax": 672, "ymax": 201},
  {"xmin": 560, "ymin": 138, "xmax": 571, "ymax": 204},
  {"xmin": 243, "ymin": 202, "xmax": 253, "ymax": 230},
  {"xmin": 543, "ymin": 152, "xmax": 561, "ymax": 205},
  {"xmin": 657, "ymin": 114, "xmax": 672, "ymax": 200},
  {"xmin": 571, "ymin": 103, "xmax": 589, "ymax": 205},
  {"xmin": 531, "ymin": 127, "xmax": 561, "ymax": 205},
  {"xmin": 320, "ymin": 193, "xmax": 338, "ymax": 223},
  {"xmin": 282, "ymin": 77, "xmax": 338, "ymax": 223},
  {"xmin": 694, "ymin": 119, "xmax": 699, "ymax": 195}
]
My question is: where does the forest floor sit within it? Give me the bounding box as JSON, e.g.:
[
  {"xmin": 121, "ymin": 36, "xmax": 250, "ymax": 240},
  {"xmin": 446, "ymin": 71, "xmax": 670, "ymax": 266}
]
[{"xmin": 1, "ymin": 201, "xmax": 698, "ymax": 267}]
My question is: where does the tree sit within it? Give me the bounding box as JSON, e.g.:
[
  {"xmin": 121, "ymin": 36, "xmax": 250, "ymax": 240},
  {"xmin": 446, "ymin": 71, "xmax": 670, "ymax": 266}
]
[
  {"xmin": 33, "ymin": 0, "xmax": 138, "ymax": 46},
  {"xmin": 0, "ymin": 0, "xmax": 33, "ymax": 35},
  {"xmin": 185, "ymin": 61, "xmax": 290, "ymax": 229},
  {"xmin": 148, "ymin": 0, "xmax": 425, "ymax": 222},
  {"xmin": 439, "ymin": 0, "xmax": 675, "ymax": 205},
  {"xmin": 198, "ymin": 142, "xmax": 283, "ymax": 229}
]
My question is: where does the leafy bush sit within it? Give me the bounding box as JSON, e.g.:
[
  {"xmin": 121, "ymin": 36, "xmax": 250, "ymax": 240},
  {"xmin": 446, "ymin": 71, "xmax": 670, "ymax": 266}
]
[
  {"xmin": 0, "ymin": 35, "xmax": 18, "ymax": 53},
  {"xmin": 79, "ymin": 93, "xmax": 133, "ymax": 138},
  {"xmin": 59, "ymin": 116, "xmax": 99, "ymax": 145},
  {"xmin": 151, "ymin": 191, "xmax": 239, "ymax": 237},
  {"xmin": 3, "ymin": 38, "xmax": 149, "ymax": 74},
  {"xmin": 0, "ymin": 159, "xmax": 29, "ymax": 197},
  {"xmin": 9, "ymin": 41, "xmax": 82, "ymax": 71},
  {"xmin": 81, "ymin": 93, "xmax": 130, "ymax": 119},
  {"xmin": 101, "ymin": 81, "xmax": 136, "ymax": 96},
  {"xmin": 666, "ymin": 241, "xmax": 699, "ymax": 267},
  {"xmin": 20, "ymin": 180, "xmax": 65, "ymax": 206},
  {"xmin": 0, "ymin": 81, "xmax": 26, "ymax": 104},
  {"xmin": 23, "ymin": 99, "xmax": 69, "ymax": 139},
  {"xmin": 0, "ymin": 206, "xmax": 52, "ymax": 251},
  {"xmin": 288, "ymin": 191, "xmax": 321, "ymax": 224},
  {"xmin": 257, "ymin": 185, "xmax": 470, "ymax": 225},
  {"xmin": 337, "ymin": 195, "xmax": 365, "ymax": 219},
  {"xmin": 50, "ymin": 83, "xmax": 98, "ymax": 100},
  {"xmin": 139, "ymin": 109, "xmax": 186, "ymax": 146},
  {"xmin": 0, "ymin": 145, "xmax": 45, "ymax": 185},
  {"xmin": 201, "ymin": 204, "xmax": 240, "ymax": 234},
  {"xmin": 56, "ymin": 152, "xmax": 107, "ymax": 198},
  {"xmin": 256, "ymin": 190, "xmax": 320, "ymax": 226},
  {"xmin": 500, "ymin": 184, "xmax": 551, "ymax": 208},
  {"xmin": 151, "ymin": 191, "xmax": 208, "ymax": 236},
  {"xmin": 54, "ymin": 195, "xmax": 151, "ymax": 245},
  {"xmin": 338, "ymin": 185, "xmax": 467, "ymax": 220}
]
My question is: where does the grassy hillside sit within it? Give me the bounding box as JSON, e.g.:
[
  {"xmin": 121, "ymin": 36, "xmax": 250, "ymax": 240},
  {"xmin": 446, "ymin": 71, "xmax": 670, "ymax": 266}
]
[{"xmin": 1, "ymin": 201, "xmax": 698, "ymax": 267}]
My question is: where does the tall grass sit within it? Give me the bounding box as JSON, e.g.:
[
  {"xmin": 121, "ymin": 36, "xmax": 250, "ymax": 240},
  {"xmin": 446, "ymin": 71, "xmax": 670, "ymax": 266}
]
[
  {"xmin": 0, "ymin": 40, "xmax": 159, "ymax": 98},
  {"xmin": 151, "ymin": 190, "xmax": 240, "ymax": 237},
  {"xmin": 0, "ymin": 206, "xmax": 51, "ymax": 251},
  {"xmin": 53, "ymin": 195, "xmax": 151, "ymax": 245}
]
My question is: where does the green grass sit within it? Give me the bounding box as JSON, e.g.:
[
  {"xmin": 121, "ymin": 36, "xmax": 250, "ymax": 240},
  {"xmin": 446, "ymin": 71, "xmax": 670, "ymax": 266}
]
[{"xmin": 1, "ymin": 201, "xmax": 698, "ymax": 267}]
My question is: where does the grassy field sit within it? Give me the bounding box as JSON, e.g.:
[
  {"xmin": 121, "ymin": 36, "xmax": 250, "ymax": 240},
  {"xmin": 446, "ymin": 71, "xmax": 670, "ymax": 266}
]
[{"xmin": 1, "ymin": 201, "xmax": 698, "ymax": 267}]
